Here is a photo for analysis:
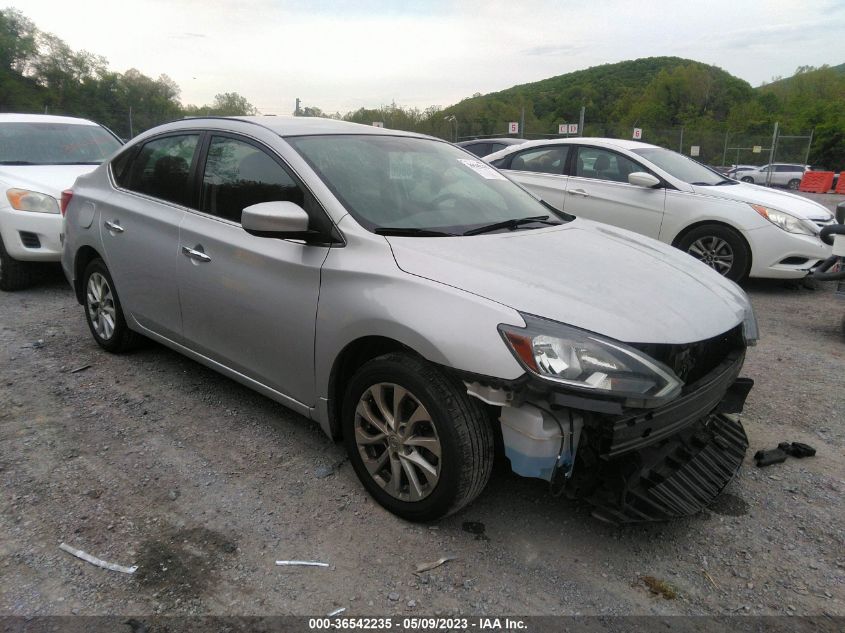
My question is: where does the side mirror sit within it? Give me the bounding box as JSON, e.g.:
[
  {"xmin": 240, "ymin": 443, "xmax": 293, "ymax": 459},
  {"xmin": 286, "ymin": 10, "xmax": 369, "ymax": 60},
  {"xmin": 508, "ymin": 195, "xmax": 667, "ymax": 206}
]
[
  {"xmin": 242, "ymin": 201, "xmax": 310, "ymax": 238},
  {"xmin": 628, "ymin": 172, "xmax": 661, "ymax": 188}
]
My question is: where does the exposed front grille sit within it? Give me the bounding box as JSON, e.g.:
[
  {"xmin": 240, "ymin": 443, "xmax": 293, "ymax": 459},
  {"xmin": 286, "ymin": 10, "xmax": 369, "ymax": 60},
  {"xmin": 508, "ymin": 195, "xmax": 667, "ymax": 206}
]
[
  {"xmin": 589, "ymin": 414, "xmax": 748, "ymax": 523},
  {"xmin": 19, "ymin": 232, "xmax": 41, "ymax": 248},
  {"xmin": 630, "ymin": 325, "xmax": 744, "ymax": 385}
]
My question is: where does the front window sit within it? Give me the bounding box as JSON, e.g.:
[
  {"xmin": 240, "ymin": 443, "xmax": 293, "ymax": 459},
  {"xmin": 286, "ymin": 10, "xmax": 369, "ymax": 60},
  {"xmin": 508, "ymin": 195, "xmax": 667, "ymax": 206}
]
[
  {"xmin": 288, "ymin": 135, "xmax": 565, "ymax": 234},
  {"xmin": 0, "ymin": 122, "xmax": 121, "ymax": 165},
  {"xmin": 632, "ymin": 147, "xmax": 734, "ymax": 186}
]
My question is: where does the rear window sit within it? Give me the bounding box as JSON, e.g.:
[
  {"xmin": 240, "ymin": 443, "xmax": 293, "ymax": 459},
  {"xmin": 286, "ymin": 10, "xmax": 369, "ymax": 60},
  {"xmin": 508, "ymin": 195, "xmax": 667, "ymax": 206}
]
[{"xmin": 0, "ymin": 122, "xmax": 121, "ymax": 165}]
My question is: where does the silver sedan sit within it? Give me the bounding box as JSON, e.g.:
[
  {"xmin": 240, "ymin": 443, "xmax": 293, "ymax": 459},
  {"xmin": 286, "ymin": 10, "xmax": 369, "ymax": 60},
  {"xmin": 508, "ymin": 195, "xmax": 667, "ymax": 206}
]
[{"xmin": 62, "ymin": 116, "xmax": 757, "ymax": 523}]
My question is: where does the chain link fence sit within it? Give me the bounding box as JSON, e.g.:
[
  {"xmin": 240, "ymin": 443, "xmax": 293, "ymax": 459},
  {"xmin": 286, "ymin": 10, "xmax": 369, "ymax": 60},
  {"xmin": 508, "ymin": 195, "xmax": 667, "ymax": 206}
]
[{"xmin": 458, "ymin": 121, "xmax": 815, "ymax": 171}]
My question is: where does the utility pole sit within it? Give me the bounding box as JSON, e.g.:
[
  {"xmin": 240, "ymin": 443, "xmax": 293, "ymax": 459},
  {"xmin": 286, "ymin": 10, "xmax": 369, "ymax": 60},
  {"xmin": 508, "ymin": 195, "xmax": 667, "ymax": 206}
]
[
  {"xmin": 679, "ymin": 126, "xmax": 684, "ymax": 154},
  {"xmin": 766, "ymin": 121, "xmax": 779, "ymax": 187},
  {"xmin": 128, "ymin": 106, "xmax": 133, "ymax": 138},
  {"xmin": 295, "ymin": 98, "xmax": 301, "ymax": 116},
  {"xmin": 578, "ymin": 105, "xmax": 585, "ymax": 137},
  {"xmin": 519, "ymin": 107, "xmax": 525, "ymax": 139},
  {"xmin": 722, "ymin": 130, "xmax": 729, "ymax": 168}
]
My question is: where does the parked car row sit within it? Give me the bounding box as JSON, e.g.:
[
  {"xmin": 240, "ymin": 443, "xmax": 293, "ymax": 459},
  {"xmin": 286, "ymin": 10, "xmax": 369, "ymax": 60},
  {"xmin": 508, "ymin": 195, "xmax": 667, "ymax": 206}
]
[{"xmin": 0, "ymin": 113, "xmax": 829, "ymax": 525}]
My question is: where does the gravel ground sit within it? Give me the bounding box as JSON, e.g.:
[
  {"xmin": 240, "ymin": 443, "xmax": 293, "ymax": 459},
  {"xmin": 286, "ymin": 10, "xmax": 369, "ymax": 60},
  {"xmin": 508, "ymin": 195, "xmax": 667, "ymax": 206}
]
[{"xmin": 1, "ymin": 192, "xmax": 843, "ymax": 617}]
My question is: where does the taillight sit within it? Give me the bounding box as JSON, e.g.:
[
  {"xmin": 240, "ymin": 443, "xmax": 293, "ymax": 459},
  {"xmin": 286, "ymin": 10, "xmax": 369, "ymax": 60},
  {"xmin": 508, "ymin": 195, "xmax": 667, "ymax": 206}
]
[{"xmin": 60, "ymin": 189, "xmax": 73, "ymax": 217}]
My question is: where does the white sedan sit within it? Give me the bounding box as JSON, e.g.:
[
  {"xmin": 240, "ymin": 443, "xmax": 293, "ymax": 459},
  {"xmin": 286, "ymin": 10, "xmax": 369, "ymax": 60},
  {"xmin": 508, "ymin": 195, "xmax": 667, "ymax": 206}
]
[{"xmin": 485, "ymin": 138, "xmax": 833, "ymax": 281}]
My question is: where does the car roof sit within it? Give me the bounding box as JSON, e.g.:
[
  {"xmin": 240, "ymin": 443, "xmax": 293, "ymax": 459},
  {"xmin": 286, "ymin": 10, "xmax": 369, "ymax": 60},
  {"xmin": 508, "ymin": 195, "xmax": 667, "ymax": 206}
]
[
  {"xmin": 485, "ymin": 136, "xmax": 658, "ymax": 159},
  {"xmin": 189, "ymin": 115, "xmax": 432, "ymax": 139},
  {"xmin": 0, "ymin": 113, "xmax": 101, "ymax": 126},
  {"xmin": 458, "ymin": 138, "xmax": 524, "ymax": 146}
]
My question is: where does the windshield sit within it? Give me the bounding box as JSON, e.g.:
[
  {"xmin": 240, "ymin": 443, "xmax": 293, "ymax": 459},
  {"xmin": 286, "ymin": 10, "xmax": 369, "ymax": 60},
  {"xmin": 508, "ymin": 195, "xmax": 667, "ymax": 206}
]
[
  {"xmin": 0, "ymin": 122, "xmax": 121, "ymax": 165},
  {"xmin": 632, "ymin": 147, "xmax": 735, "ymax": 186},
  {"xmin": 288, "ymin": 135, "xmax": 566, "ymax": 234}
]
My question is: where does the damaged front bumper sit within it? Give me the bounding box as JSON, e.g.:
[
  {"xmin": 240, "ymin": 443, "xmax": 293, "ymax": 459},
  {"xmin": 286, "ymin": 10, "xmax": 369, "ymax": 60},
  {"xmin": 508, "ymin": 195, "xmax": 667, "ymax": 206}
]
[{"xmin": 467, "ymin": 349, "xmax": 752, "ymax": 524}]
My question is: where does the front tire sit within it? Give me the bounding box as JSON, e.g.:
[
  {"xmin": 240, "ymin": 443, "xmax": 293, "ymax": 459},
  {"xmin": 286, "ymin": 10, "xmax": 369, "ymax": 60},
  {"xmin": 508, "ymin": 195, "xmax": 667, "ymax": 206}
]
[
  {"xmin": 82, "ymin": 258, "xmax": 142, "ymax": 353},
  {"xmin": 342, "ymin": 352, "xmax": 494, "ymax": 521},
  {"xmin": 0, "ymin": 235, "xmax": 34, "ymax": 291},
  {"xmin": 677, "ymin": 224, "xmax": 750, "ymax": 282},
  {"xmin": 788, "ymin": 178, "xmax": 801, "ymax": 190},
  {"xmin": 741, "ymin": 176, "xmax": 754, "ymax": 183}
]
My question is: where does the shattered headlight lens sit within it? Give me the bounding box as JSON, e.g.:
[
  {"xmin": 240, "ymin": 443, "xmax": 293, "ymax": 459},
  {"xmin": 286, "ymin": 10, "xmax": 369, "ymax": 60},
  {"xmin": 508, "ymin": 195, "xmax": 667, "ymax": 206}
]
[
  {"xmin": 751, "ymin": 204, "xmax": 815, "ymax": 236},
  {"xmin": 6, "ymin": 189, "xmax": 60, "ymax": 214},
  {"xmin": 499, "ymin": 314, "xmax": 682, "ymax": 403}
]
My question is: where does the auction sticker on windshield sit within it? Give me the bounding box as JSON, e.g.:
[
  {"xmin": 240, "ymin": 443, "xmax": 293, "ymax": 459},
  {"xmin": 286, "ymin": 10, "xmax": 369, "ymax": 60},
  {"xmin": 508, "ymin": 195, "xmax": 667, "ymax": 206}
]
[{"xmin": 458, "ymin": 158, "xmax": 506, "ymax": 180}]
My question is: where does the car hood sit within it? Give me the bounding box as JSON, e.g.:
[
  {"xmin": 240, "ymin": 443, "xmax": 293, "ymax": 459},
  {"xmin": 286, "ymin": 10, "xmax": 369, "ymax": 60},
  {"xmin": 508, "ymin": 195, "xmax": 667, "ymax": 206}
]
[
  {"xmin": 690, "ymin": 181, "xmax": 832, "ymax": 221},
  {"xmin": 0, "ymin": 165, "xmax": 99, "ymax": 200},
  {"xmin": 387, "ymin": 220, "xmax": 750, "ymax": 345}
]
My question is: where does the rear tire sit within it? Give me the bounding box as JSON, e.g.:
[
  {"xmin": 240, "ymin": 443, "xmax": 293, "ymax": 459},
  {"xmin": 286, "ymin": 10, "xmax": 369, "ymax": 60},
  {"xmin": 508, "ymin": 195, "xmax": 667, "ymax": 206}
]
[
  {"xmin": 788, "ymin": 178, "xmax": 801, "ymax": 190},
  {"xmin": 342, "ymin": 352, "xmax": 494, "ymax": 521},
  {"xmin": 81, "ymin": 258, "xmax": 142, "ymax": 353},
  {"xmin": 741, "ymin": 176, "xmax": 754, "ymax": 183},
  {"xmin": 0, "ymin": 235, "xmax": 34, "ymax": 291},
  {"xmin": 677, "ymin": 224, "xmax": 750, "ymax": 282}
]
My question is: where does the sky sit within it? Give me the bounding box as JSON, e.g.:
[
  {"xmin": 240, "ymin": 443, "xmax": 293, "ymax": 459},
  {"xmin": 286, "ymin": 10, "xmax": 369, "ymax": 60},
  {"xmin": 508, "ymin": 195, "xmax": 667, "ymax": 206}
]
[{"xmin": 8, "ymin": 0, "xmax": 845, "ymax": 115}]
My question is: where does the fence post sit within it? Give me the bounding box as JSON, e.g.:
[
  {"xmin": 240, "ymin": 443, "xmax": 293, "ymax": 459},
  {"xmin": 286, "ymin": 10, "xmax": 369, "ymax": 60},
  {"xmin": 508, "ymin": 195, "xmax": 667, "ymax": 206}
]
[
  {"xmin": 765, "ymin": 121, "xmax": 779, "ymax": 187},
  {"xmin": 803, "ymin": 127, "xmax": 814, "ymax": 167},
  {"xmin": 679, "ymin": 127, "xmax": 684, "ymax": 153},
  {"xmin": 578, "ymin": 106, "xmax": 585, "ymax": 137},
  {"xmin": 129, "ymin": 106, "xmax": 134, "ymax": 138},
  {"xmin": 722, "ymin": 130, "xmax": 729, "ymax": 167}
]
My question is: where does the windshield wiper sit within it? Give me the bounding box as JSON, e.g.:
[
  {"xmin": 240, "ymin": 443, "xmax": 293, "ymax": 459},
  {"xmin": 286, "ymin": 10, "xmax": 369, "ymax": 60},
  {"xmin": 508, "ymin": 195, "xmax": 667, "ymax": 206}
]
[
  {"xmin": 463, "ymin": 215, "xmax": 557, "ymax": 236},
  {"xmin": 374, "ymin": 227, "xmax": 456, "ymax": 237}
]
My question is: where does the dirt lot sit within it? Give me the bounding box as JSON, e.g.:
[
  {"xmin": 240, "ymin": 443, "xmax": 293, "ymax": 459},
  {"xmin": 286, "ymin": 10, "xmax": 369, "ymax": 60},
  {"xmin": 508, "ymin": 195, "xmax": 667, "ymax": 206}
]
[{"xmin": 1, "ymin": 193, "xmax": 843, "ymax": 617}]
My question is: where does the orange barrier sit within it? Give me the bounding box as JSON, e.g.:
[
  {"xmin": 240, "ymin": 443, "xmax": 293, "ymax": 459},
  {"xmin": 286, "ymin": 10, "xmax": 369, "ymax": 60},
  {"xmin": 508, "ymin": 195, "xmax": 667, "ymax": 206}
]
[
  {"xmin": 799, "ymin": 171, "xmax": 835, "ymax": 193},
  {"xmin": 835, "ymin": 172, "xmax": 845, "ymax": 194}
]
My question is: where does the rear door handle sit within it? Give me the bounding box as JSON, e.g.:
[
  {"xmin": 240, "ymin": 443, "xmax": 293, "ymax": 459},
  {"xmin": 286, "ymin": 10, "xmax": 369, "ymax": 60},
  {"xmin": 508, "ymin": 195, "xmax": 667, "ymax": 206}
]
[
  {"xmin": 568, "ymin": 189, "xmax": 590, "ymax": 197},
  {"xmin": 181, "ymin": 245, "xmax": 211, "ymax": 262},
  {"xmin": 104, "ymin": 220, "xmax": 124, "ymax": 233}
]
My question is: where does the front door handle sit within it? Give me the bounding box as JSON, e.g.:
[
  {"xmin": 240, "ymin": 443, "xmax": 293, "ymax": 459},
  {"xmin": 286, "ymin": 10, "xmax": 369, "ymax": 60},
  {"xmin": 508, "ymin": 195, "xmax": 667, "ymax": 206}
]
[
  {"xmin": 181, "ymin": 245, "xmax": 211, "ymax": 263},
  {"xmin": 568, "ymin": 189, "xmax": 590, "ymax": 197},
  {"xmin": 104, "ymin": 220, "xmax": 124, "ymax": 233}
]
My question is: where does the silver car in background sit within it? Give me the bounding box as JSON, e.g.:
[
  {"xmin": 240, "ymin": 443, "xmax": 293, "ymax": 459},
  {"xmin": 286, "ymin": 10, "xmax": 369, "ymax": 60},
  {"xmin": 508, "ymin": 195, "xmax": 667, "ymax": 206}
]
[{"xmin": 62, "ymin": 116, "xmax": 758, "ymax": 523}]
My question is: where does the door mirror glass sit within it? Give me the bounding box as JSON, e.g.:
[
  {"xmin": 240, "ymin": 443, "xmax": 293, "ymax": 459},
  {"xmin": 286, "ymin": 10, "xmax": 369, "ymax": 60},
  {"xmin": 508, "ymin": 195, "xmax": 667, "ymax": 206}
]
[
  {"xmin": 242, "ymin": 201, "xmax": 309, "ymax": 235},
  {"xmin": 628, "ymin": 172, "xmax": 661, "ymax": 188}
]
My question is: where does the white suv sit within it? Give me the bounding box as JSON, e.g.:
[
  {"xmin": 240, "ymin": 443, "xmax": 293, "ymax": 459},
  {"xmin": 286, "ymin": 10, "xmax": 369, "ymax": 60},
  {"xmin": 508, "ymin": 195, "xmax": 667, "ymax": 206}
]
[
  {"xmin": 739, "ymin": 163, "xmax": 809, "ymax": 189},
  {"xmin": 0, "ymin": 114, "xmax": 122, "ymax": 290}
]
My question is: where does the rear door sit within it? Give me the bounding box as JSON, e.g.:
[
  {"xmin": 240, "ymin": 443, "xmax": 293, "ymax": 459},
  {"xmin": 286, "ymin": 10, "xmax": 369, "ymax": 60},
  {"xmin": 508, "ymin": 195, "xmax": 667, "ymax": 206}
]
[
  {"xmin": 177, "ymin": 133, "xmax": 331, "ymax": 407},
  {"xmin": 500, "ymin": 144, "xmax": 571, "ymax": 211},
  {"xmin": 102, "ymin": 133, "xmax": 200, "ymax": 340},
  {"xmin": 564, "ymin": 145, "xmax": 665, "ymax": 238}
]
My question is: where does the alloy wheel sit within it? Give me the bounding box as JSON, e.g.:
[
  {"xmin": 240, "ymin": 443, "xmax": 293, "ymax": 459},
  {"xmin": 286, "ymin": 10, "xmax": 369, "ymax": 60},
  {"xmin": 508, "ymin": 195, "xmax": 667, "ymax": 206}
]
[
  {"xmin": 86, "ymin": 272, "xmax": 116, "ymax": 340},
  {"xmin": 353, "ymin": 382, "xmax": 441, "ymax": 502},
  {"xmin": 688, "ymin": 236, "xmax": 734, "ymax": 276}
]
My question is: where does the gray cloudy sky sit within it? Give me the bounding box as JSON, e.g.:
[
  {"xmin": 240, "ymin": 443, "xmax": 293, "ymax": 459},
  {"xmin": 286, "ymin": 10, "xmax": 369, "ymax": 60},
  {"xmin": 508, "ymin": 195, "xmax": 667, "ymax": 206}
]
[{"xmin": 9, "ymin": 0, "xmax": 845, "ymax": 114}]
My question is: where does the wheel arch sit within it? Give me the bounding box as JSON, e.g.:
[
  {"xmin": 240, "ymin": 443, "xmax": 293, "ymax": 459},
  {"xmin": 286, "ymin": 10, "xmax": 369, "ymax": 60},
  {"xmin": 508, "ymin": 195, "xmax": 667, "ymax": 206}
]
[
  {"xmin": 326, "ymin": 336, "xmax": 416, "ymax": 440},
  {"xmin": 671, "ymin": 220, "xmax": 753, "ymax": 279},
  {"xmin": 73, "ymin": 245, "xmax": 104, "ymax": 304}
]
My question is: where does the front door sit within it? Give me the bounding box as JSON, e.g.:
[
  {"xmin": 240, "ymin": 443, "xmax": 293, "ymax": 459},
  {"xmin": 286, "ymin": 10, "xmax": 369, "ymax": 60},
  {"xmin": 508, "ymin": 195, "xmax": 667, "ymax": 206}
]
[
  {"xmin": 565, "ymin": 146, "xmax": 666, "ymax": 238},
  {"xmin": 177, "ymin": 134, "xmax": 330, "ymax": 407}
]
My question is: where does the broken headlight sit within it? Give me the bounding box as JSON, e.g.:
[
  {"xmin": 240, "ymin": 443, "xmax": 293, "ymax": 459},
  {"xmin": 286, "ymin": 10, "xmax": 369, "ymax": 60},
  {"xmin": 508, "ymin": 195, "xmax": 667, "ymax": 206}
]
[{"xmin": 500, "ymin": 314, "xmax": 682, "ymax": 403}]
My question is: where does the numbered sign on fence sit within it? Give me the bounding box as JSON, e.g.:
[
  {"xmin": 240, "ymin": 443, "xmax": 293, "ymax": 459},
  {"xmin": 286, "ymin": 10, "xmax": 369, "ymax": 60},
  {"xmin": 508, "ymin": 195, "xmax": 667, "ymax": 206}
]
[
  {"xmin": 508, "ymin": 121, "xmax": 519, "ymax": 134},
  {"xmin": 372, "ymin": 122, "xmax": 384, "ymax": 128},
  {"xmin": 568, "ymin": 124, "xmax": 578, "ymax": 134},
  {"xmin": 633, "ymin": 128, "xmax": 642, "ymax": 140},
  {"xmin": 558, "ymin": 124, "xmax": 567, "ymax": 134},
  {"xmin": 690, "ymin": 146, "xmax": 700, "ymax": 157}
]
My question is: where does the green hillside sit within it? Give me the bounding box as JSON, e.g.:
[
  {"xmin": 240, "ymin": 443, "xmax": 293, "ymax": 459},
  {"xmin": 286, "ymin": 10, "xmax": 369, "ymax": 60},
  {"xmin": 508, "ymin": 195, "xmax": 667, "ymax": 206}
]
[{"xmin": 426, "ymin": 58, "xmax": 845, "ymax": 168}]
